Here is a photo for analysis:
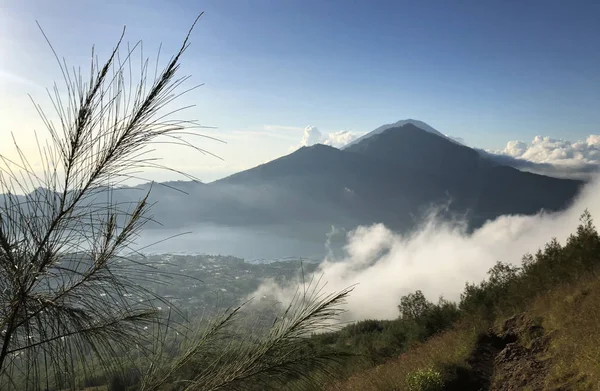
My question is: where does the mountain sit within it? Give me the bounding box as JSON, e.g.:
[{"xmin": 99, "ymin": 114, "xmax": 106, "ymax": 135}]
[
  {"xmin": 16, "ymin": 120, "xmax": 581, "ymax": 257},
  {"xmin": 344, "ymin": 119, "xmax": 460, "ymax": 148},
  {"xmin": 128, "ymin": 121, "xmax": 583, "ymax": 249},
  {"xmin": 343, "ymin": 123, "xmax": 581, "ymax": 226}
]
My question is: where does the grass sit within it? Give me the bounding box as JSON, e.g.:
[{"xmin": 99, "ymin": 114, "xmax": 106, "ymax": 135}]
[
  {"xmin": 325, "ymin": 324, "xmax": 478, "ymax": 391},
  {"xmin": 324, "ymin": 211, "xmax": 600, "ymax": 391},
  {"xmin": 527, "ymin": 275, "xmax": 600, "ymax": 389},
  {"xmin": 326, "ymin": 273, "xmax": 600, "ymax": 391},
  {"xmin": 324, "ymin": 278, "xmax": 597, "ymax": 391}
]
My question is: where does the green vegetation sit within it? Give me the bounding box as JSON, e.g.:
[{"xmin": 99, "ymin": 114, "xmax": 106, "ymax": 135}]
[
  {"xmin": 64, "ymin": 213, "xmax": 600, "ymax": 390},
  {"xmin": 0, "ymin": 17, "xmax": 351, "ymax": 391},
  {"xmin": 306, "ymin": 291, "xmax": 461, "ymax": 374},
  {"xmin": 324, "ymin": 210, "xmax": 600, "ymax": 390},
  {"xmin": 3, "ymin": 11, "xmax": 600, "ymax": 391},
  {"xmin": 405, "ymin": 368, "xmax": 444, "ymax": 391}
]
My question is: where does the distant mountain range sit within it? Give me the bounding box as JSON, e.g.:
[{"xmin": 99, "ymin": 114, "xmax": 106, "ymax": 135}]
[
  {"xmin": 129, "ymin": 120, "xmax": 583, "ymax": 241},
  {"xmin": 7, "ymin": 120, "xmax": 583, "ymax": 256}
]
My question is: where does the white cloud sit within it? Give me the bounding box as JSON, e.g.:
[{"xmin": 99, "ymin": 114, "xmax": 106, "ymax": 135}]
[
  {"xmin": 483, "ymin": 135, "xmax": 600, "ymax": 180},
  {"xmin": 300, "ymin": 126, "xmax": 323, "ymax": 147},
  {"xmin": 291, "ymin": 126, "xmax": 361, "ymax": 151},
  {"xmin": 249, "ymin": 174, "xmax": 600, "ymax": 322},
  {"xmin": 495, "ymin": 135, "xmax": 600, "ymax": 167},
  {"xmin": 323, "ymin": 130, "xmax": 358, "ymax": 148}
]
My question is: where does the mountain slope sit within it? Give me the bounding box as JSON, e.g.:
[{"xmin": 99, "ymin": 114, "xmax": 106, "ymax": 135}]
[
  {"xmin": 184, "ymin": 123, "xmax": 582, "ymax": 235},
  {"xmin": 344, "ymin": 119, "xmax": 459, "ymax": 148},
  {"xmin": 324, "ymin": 212, "xmax": 600, "ymax": 391},
  {"xmin": 66, "ymin": 121, "xmax": 584, "ymax": 257},
  {"xmin": 343, "ymin": 123, "xmax": 582, "ymax": 225}
]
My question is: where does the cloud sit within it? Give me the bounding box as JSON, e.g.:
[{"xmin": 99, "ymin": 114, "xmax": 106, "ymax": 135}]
[
  {"xmin": 323, "ymin": 130, "xmax": 358, "ymax": 148},
  {"xmin": 300, "ymin": 126, "xmax": 323, "ymax": 147},
  {"xmin": 249, "ymin": 174, "xmax": 600, "ymax": 322},
  {"xmin": 291, "ymin": 126, "xmax": 361, "ymax": 151},
  {"xmin": 500, "ymin": 135, "xmax": 600, "ymax": 165},
  {"xmin": 487, "ymin": 135, "xmax": 600, "ymax": 179}
]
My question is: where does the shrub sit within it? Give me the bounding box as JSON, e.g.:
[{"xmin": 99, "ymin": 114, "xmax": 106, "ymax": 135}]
[
  {"xmin": 0, "ymin": 14, "xmax": 354, "ymax": 391},
  {"xmin": 406, "ymin": 367, "xmax": 444, "ymax": 391}
]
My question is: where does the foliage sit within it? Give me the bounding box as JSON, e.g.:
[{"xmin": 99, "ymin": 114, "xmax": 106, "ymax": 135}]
[
  {"xmin": 139, "ymin": 279, "xmax": 353, "ymax": 391},
  {"xmin": 325, "ymin": 326, "xmax": 476, "ymax": 391},
  {"xmin": 399, "ymin": 291, "xmax": 431, "ymax": 320},
  {"xmin": 305, "ymin": 289, "xmax": 461, "ymax": 386},
  {"xmin": 0, "ymin": 16, "xmax": 209, "ymax": 389},
  {"xmin": 2, "ymin": 10, "xmax": 599, "ymax": 391},
  {"xmin": 527, "ymin": 275, "xmax": 600, "ymax": 388},
  {"xmin": 326, "ymin": 209, "xmax": 600, "ymax": 390},
  {"xmin": 0, "ymin": 15, "xmax": 353, "ymax": 391},
  {"xmin": 460, "ymin": 209, "xmax": 600, "ymax": 321},
  {"xmin": 405, "ymin": 368, "xmax": 444, "ymax": 391}
]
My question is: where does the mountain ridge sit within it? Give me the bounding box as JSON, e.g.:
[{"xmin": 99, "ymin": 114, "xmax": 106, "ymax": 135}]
[
  {"xmin": 138, "ymin": 122, "xmax": 583, "ymax": 245},
  {"xmin": 6, "ymin": 120, "xmax": 584, "ymax": 258},
  {"xmin": 344, "ymin": 119, "xmax": 460, "ymax": 148}
]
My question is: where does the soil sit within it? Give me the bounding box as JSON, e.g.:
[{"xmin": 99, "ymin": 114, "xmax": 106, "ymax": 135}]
[{"xmin": 445, "ymin": 313, "xmax": 553, "ymax": 391}]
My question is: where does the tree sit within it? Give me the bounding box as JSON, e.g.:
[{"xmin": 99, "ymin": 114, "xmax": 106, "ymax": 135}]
[
  {"xmin": 0, "ymin": 15, "xmax": 351, "ymax": 390},
  {"xmin": 398, "ymin": 291, "xmax": 432, "ymax": 320},
  {"xmin": 0, "ymin": 16, "xmax": 207, "ymax": 389}
]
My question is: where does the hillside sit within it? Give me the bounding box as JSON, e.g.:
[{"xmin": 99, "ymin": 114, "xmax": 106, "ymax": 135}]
[{"xmin": 310, "ymin": 211, "xmax": 600, "ymax": 391}]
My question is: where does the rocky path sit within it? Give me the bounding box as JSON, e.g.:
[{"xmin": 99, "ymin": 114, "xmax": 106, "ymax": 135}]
[{"xmin": 446, "ymin": 314, "xmax": 552, "ymax": 391}]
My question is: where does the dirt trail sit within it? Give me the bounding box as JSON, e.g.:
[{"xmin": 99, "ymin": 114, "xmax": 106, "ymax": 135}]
[{"xmin": 445, "ymin": 313, "xmax": 551, "ymax": 391}]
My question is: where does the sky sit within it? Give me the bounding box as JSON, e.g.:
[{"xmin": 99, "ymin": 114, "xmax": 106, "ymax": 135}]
[{"xmin": 1, "ymin": 0, "xmax": 600, "ymax": 182}]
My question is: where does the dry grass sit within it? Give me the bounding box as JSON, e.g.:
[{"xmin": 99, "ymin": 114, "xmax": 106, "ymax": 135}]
[
  {"xmin": 326, "ymin": 273, "xmax": 600, "ymax": 391},
  {"xmin": 528, "ymin": 275, "xmax": 600, "ymax": 389},
  {"xmin": 320, "ymin": 218, "xmax": 600, "ymax": 391},
  {"xmin": 325, "ymin": 324, "xmax": 477, "ymax": 391}
]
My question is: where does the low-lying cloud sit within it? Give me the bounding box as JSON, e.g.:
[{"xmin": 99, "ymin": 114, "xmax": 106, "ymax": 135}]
[
  {"xmin": 323, "ymin": 130, "xmax": 358, "ymax": 148},
  {"xmin": 250, "ymin": 174, "xmax": 600, "ymax": 322},
  {"xmin": 500, "ymin": 135, "xmax": 600, "ymax": 164},
  {"xmin": 488, "ymin": 135, "xmax": 600, "ymax": 179}
]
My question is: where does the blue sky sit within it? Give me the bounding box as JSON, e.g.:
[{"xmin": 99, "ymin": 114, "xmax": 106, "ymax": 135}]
[{"xmin": 1, "ymin": 0, "xmax": 599, "ymax": 182}]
